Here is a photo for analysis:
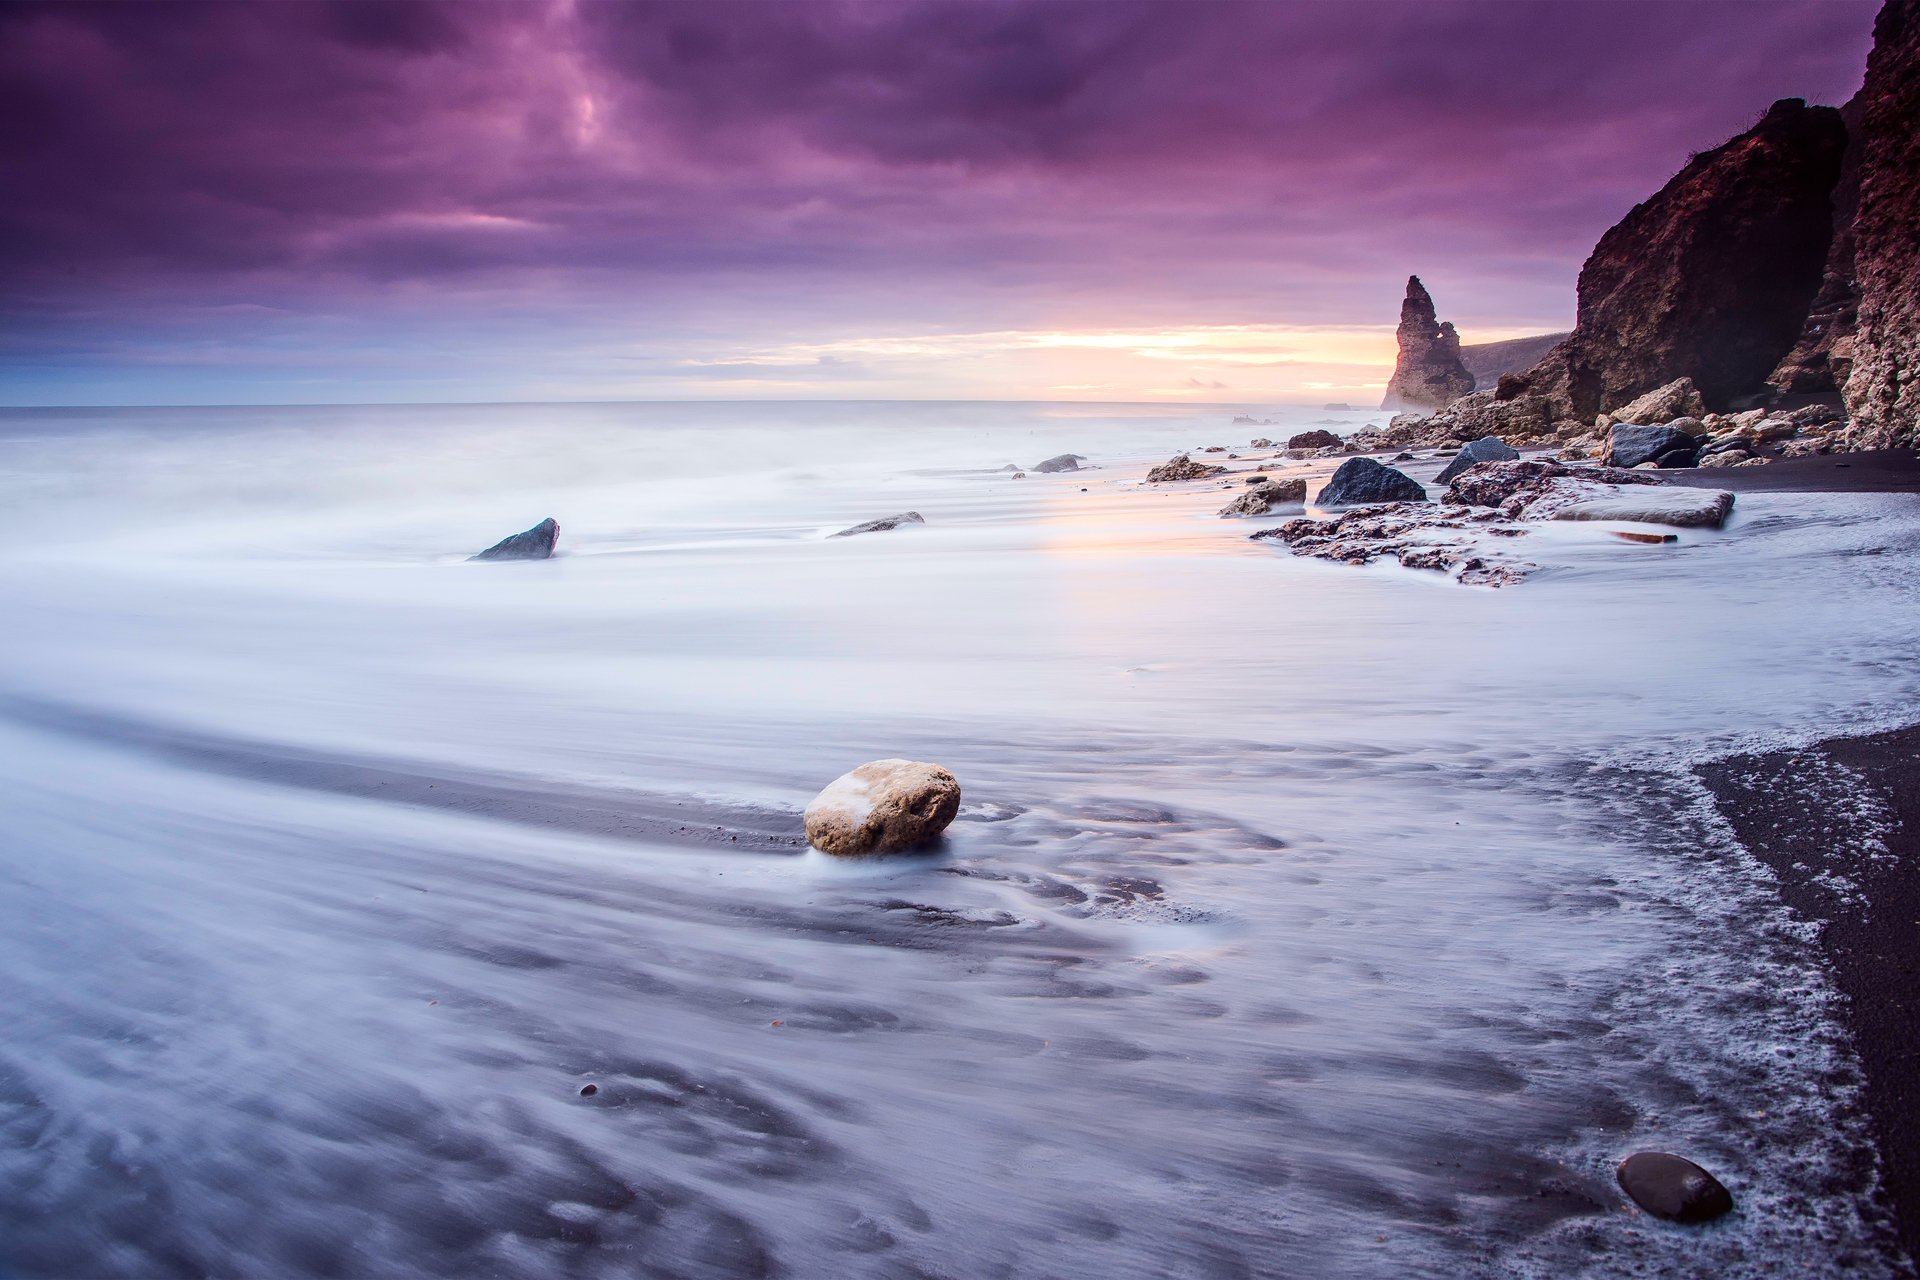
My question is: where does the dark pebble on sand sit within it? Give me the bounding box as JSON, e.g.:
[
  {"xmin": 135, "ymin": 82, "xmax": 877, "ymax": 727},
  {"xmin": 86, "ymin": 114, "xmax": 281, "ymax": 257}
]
[
  {"xmin": 1616, "ymin": 1151, "xmax": 1734, "ymax": 1222},
  {"xmin": 579, "ymin": 1083, "xmax": 598, "ymax": 1097}
]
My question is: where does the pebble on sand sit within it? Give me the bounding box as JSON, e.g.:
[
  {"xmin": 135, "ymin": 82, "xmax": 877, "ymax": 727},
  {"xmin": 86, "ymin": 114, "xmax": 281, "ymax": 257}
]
[
  {"xmin": 804, "ymin": 760, "xmax": 961, "ymax": 856},
  {"xmin": 1616, "ymin": 1151, "xmax": 1734, "ymax": 1223}
]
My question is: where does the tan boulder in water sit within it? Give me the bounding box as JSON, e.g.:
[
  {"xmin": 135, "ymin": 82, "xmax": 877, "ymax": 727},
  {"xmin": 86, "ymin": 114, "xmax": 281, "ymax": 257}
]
[{"xmin": 804, "ymin": 760, "xmax": 961, "ymax": 856}]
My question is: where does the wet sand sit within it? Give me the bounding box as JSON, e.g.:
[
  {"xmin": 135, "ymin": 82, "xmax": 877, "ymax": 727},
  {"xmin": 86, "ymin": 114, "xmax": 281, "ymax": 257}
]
[
  {"xmin": 1700, "ymin": 724, "xmax": 1920, "ymax": 1268},
  {"xmin": 1661, "ymin": 449, "xmax": 1920, "ymax": 493}
]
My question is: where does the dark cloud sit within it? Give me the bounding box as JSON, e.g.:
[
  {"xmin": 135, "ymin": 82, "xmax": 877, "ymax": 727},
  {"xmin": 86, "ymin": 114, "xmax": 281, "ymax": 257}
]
[{"xmin": 0, "ymin": 0, "xmax": 1881, "ymax": 376}]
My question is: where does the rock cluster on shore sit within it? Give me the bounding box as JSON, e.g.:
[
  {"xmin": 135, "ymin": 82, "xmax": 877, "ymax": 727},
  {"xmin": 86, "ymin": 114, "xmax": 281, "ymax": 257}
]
[{"xmin": 1366, "ymin": 4, "xmax": 1917, "ymax": 462}]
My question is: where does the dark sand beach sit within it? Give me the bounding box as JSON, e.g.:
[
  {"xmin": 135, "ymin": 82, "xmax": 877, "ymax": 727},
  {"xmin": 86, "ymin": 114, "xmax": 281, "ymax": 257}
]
[{"xmin": 1701, "ymin": 725, "xmax": 1920, "ymax": 1266}]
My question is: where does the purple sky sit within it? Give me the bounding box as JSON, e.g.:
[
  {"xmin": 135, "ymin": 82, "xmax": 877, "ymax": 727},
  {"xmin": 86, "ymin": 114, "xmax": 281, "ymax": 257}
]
[{"xmin": 0, "ymin": 0, "xmax": 1879, "ymax": 404}]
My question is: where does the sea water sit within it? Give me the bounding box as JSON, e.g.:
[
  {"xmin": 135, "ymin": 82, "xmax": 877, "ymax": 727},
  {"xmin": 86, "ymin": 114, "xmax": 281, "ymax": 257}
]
[{"xmin": 2, "ymin": 400, "xmax": 1916, "ymax": 1277}]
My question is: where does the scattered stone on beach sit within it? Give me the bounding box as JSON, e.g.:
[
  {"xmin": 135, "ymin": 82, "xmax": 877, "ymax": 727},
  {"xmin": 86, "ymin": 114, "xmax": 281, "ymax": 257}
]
[
  {"xmin": 803, "ymin": 759, "xmax": 961, "ymax": 857},
  {"xmin": 1314, "ymin": 457, "xmax": 1429, "ymax": 506},
  {"xmin": 1218, "ymin": 478, "xmax": 1307, "ymax": 517},
  {"xmin": 1287, "ymin": 429, "xmax": 1342, "ymax": 450},
  {"xmin": 1250, "ymin": 437, "xmax": 1274, "ymax": 448},
  {"xmin": 1552, "ymin": 486, "xmax": 1735, "ymax": 529},
  {"xmin": 1616, "ymin": 1152, "xmax": 1735, "ymax": 1223},
  {"xmin": 1614, "ymin": 530, "xmax": 1680, "ymax": 544},
  {"xmin": 579, "ymin": 1083, "xmax": 598, "ymax": 1097},
  {"xmin": 1698, "ymin": 450, "xmax": 1754, "ymax": 468},
  {"xmin": 1602, "ymin": 423, "xmax": 1703, "ymax": 470},
  {"xmin": 469, "ymin": 517, "xmax": 558, "ymax": 562},
  {"xmin": 1434, "ymin": 435, "xmax": 1520, "ymax": 484},
  {"xmin": 1612, "ymin": 377, "xmax": 1709, "ymax": 426},
  {"xmin": 1033, "ymin": 454, "xmax": 1085, "ymax": 473},
  {"xmin": 1146, "ymin": 453, "xmax": 1229, "ymax": 483},
  {"xmin": 831, "ymin": 512, "xmax": 925, "ymax": 537}
]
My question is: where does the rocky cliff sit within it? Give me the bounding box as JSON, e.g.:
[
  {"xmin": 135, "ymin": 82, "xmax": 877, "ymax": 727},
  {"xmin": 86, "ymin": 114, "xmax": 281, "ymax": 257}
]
[
  {"xmin": 1522, "ymin": 99, "xmax": 1847, "ymax": 421},
  {"xmin": 1380, "ymin": 276, "xmax": 1476, "ymax": 412},
  {"xmin": 1845, "ymin": 0, "xmax": 1920, "ymax": 449},
  {"xmin": 1459, "ymin": 332, "xmax": 1570, "ymax": 391},
  {"xmin": 1767, "ymin": 93, "xmax": 1864, "ymax": 395}
]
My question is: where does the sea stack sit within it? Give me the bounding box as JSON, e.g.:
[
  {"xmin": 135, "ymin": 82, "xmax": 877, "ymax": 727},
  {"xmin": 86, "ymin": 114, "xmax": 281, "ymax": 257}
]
[
  {"xmin": 1380, "ymin": 276, "xmax": 1475, "ymax": 412},
  {"xmin": 1845, "ymin": 0, "xmax": 1920, "ymax": 449}
]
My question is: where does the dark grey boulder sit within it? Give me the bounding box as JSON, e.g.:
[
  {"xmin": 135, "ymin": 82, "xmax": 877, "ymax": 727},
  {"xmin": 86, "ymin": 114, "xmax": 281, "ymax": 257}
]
[
  {"xmin": 1032, "ymin": 454, "xmax": 1085, "ymax": 473},
  {"xmin": 1314, "ymin": 457, "xmax": 1429, "ymax": 506},
  {"xmin": 1616, "ymin": 1152, "xmax": 1734, "ymax": 1223},
  {"xmin": 1288, "ymin": 429, "xmax": 1342, "ymax": 450},
  {"xmin": 831, "ymin": 512, "xmax": 925, "ymax": 538},
  {"xmin": 1603, "ymin": 424, "xmax": 1702, "ymax": 470},
  {"xmin": 1434, "ymin": 436, "xmax": 1520, "ymax": 484},
  {"xmin": 469, "ymin": 517, "xmax": 558, "ymax": 562}
]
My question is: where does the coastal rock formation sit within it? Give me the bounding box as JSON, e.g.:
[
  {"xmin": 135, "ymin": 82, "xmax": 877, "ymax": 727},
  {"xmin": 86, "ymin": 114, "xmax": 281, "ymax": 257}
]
[
  {"xmin": 831, "ymin": 512, "xmax": 925, "ymax": 537},
  {"xmin": 1287, "ymin": 429, "xmax": 1342, "ymax": 450},
  {"xmin": 1146, "ymin": 453, "xmax": 1228, "ymax": 482},
  {"xmin": 1602, "ymin": 423, "xmax": 1702, "ymax": 470},
  {"xmin": 1770, "ymin": 92, "xmax": 1866, "ymax": 394},
  {"xmin": 1616, "ymin": 1152, "xmax": 1735, "ymax": 1224},
  {"xmin": 803, "ymin": 759, "xmax": 961, "ymax": 856},
  {"xmin": 1032, "ymin": 454, "xmax": 1085, "ymax": 473},
  {"xmin": 1610, "ymin": 378, "xmax": 1708, "ymax": 426},
  {"xmin": 1845, "ymin": 0, "xmax": 1920, "ymax": 449},
  {"xmin": 1379, "ymin": 276, "xmax": 1476, "ymax": 412},
  {"xmin": 1523, "ymin": 99, "xmax": 1848, "ymax": 418},
  {"xmin": 1254, "ymin": 503, "xmax": 1530, "ymax": 587},
  {"xmin": 1218, "ymin": 477, "xmax": 1307, "ymax": 516},
  {"xmin": 1434, "ymin": 436, "xmax": 1519, "ymax": 484},
  {"xmin": 1314, "ymin": 457, "xmax": 1428, "ymax": 506},
  {"xmin": 469, "ymin": 517, "xmax": 558, "ymax": 562}
]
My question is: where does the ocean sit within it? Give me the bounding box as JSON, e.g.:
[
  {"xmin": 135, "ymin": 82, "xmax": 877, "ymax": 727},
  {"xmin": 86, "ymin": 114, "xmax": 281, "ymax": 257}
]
[{"xmin": 1, "ymin": 399, "xmax": 1915, "ymax": 1277}]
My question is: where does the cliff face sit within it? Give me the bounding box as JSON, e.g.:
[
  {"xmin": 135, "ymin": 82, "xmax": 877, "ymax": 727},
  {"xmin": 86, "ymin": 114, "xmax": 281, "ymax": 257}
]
[
  {"xmin": 1380, "ymin": 276, "xmax": 1476, "ymax": 412},
  {"xmin": 1542, "ymin": 99, "xmax": 1848, "ymax": 419},
  {"xmin": 1459, "ymin": 332, "xmax": 1569, "ymax": 391},
  {"xmin": 1768, "ymin": 92, "xmax": 1865, "ymax": 395},
  {"xmin": 1845, "ymin": 0, "xmax": 1920, "ymax": 449}
]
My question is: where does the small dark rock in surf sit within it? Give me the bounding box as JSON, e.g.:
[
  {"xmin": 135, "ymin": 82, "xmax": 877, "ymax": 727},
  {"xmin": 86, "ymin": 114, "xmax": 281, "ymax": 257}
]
[
  {"xmin": 1032, "ymin": 454, "xmax": 1085, "ymax": 473},
  {"xmin": 1288, "ymin": 429, "xmax": 1342, "ymax": 450},
  {"xmin": 831, "ymin": 512, "xmax": 925, "ymax": 538},
  {"xmin": 469, "ymin": 517, "xmax": 558, "ymax": 562},
  {"xmin": 1616, "ymin": 1151, "xmax": 1734, "ymax": 1222},
  {"xmin": 579, "ymin": 1083, "xmax": 598, "ymax": 1097},
  {"xmin": 1314, "ymin": 457, "xmax": 1429, "ymax": 506}
]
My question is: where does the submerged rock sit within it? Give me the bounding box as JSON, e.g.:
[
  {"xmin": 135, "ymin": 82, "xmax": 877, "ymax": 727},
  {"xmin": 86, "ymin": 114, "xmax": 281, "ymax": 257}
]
[
  {"xmin": 1218, "ymin": 478, "xmax": 1307, "ymax": 517},
  {"xmin": 831, "ymin": 512, "xmax": 925, "ymax": 538},
  {"xmin": 1551, "ymin": 487, "xmax": 1735, "ymax": 529},
  {"xmin": 469, "ymin": 517, "xmax": 558, "ymax": 562},
  {"xmin": 1603, "ymin": 423, "xmax": 1702, "ymax": 470},
  {"xmin": 1314, "ymin": 457, "xmax": 1428, "ymax": 506},
  {"xmin": 1434, "ymin": 436, "xmax": 1520, "ymax": 484},
  {"xmin": 1616, "ymin": 1152, "xmax": 1735, "ymax": 1223},
  {"xmin": 1032, "ymin": 453, "xmax": 1085, "ymax": 473},
  {"xmin": 1146, "ymin": 453, "xmax": 1229, "ymax": 483},
  {"xmin": 803, "ymin": 760, "xmax": 961, "ymax": 857}
]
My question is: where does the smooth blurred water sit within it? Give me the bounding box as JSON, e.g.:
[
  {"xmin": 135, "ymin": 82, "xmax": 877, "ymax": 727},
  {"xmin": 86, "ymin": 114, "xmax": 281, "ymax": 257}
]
[{"xmin": 1, "ymin": 401, "xmax": 1916, "ymax": 1277}]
